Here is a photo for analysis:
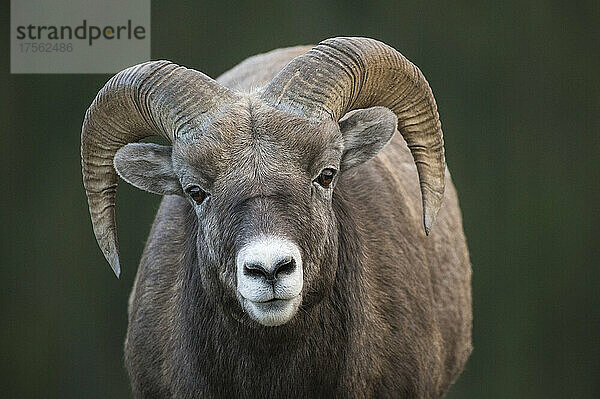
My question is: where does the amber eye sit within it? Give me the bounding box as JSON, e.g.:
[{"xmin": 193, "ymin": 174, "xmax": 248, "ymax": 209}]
[
  {"xmin": 186, "ymin": 186, "xmax": 207, "ymax": 204},
  {"xmin": 316, "ymin": 168, "xmax": 336, "ymax": 187}
]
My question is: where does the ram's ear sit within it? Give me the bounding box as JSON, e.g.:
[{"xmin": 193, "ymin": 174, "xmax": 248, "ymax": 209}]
[
  {"xmin": 339, "ymin": 106, "xmax": 398, "ymax": 171},
  {"xmin": 114, "ymin": 143, "xmax": 182, "ymax": 196}
]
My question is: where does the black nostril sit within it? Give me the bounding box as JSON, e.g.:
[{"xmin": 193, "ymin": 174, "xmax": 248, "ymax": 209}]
[
  {"xmin": 243, "ymin": 263, "xmax": 269, "ymax": 280},
  {"xmin": 274, "ymin": 258, "xmax": 296, "ymax": 278},
  {"xmin": 243, "ymin": 258, "xmax": 296, "ymax": 282}
]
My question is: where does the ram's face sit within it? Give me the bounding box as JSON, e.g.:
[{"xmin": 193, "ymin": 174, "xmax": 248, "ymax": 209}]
[
  {"xmin": 113, "ymin": 97, "xmax": 397, "ymax": 327},
  {"xmin": 172, "ymin": 100, "xmax": 343, "ymax": 326}
]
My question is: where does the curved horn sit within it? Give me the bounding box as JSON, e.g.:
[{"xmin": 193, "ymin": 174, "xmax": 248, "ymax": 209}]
[
  {"xmin": 81, "ymin": 61, "xmax": 235, "ymax": 276},
  {"xmin": 261, "ymin": 37, "xmax": 445, "ymax": 235}
]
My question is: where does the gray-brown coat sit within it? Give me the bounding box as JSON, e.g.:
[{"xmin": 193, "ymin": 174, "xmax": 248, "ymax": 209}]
[{"xmin": 81, "ymin": 37, "xmax": 472, "ymax": 398}]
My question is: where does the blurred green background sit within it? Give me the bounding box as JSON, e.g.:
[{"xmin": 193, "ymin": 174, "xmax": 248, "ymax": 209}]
[{"xmin": 1, "ymin": 1, "xmax": 598, "ymax": 398}]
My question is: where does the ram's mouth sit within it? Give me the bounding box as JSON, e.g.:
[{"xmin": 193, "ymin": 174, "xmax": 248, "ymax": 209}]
[
  {"xmin": 249, "ymin": 297, "xmax": 293, "ymax": 309},
  {"xmin": 241, "ymin": 295, "xmax": 302, "ymax": 327},
  {"xmin": 258, "ymin": 298, "xmax": 285, "ymax": 304}
]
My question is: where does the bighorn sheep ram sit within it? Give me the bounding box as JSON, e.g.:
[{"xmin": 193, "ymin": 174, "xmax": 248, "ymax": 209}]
[{"xmin": 82, "ymin": 37, "xmax": 472, "ymax": 398}]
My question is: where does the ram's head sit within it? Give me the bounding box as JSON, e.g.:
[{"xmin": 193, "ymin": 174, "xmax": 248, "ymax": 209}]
[{"xmin": 82, "ymin": 37, "xmax": 445, "ymax": 326}]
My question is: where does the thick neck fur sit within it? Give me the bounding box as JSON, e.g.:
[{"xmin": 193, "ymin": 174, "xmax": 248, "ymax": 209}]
[{"xmin": 168, "ymin": 192, "xmax": 367, "ymax": 398}]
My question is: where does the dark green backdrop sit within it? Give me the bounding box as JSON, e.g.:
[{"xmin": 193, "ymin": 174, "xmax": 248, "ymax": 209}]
[{"xmin": 1, "ymin": 1, "xmax": 598, "ymax": 398}]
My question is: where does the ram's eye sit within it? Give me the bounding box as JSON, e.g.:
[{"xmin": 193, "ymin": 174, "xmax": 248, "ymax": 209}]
[
  {"xmin": 186, "ymin": 186, "xmax": 206, "ymax": 204},
  {"xmin": 316, "ymin": 168, "xmax": 336, "ymax": 187}
]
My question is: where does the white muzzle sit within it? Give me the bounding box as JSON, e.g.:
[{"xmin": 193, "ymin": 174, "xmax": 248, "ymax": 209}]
[{"xmin": 236, "ymin": 236, "xmax": 303, "ymax": 326}]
